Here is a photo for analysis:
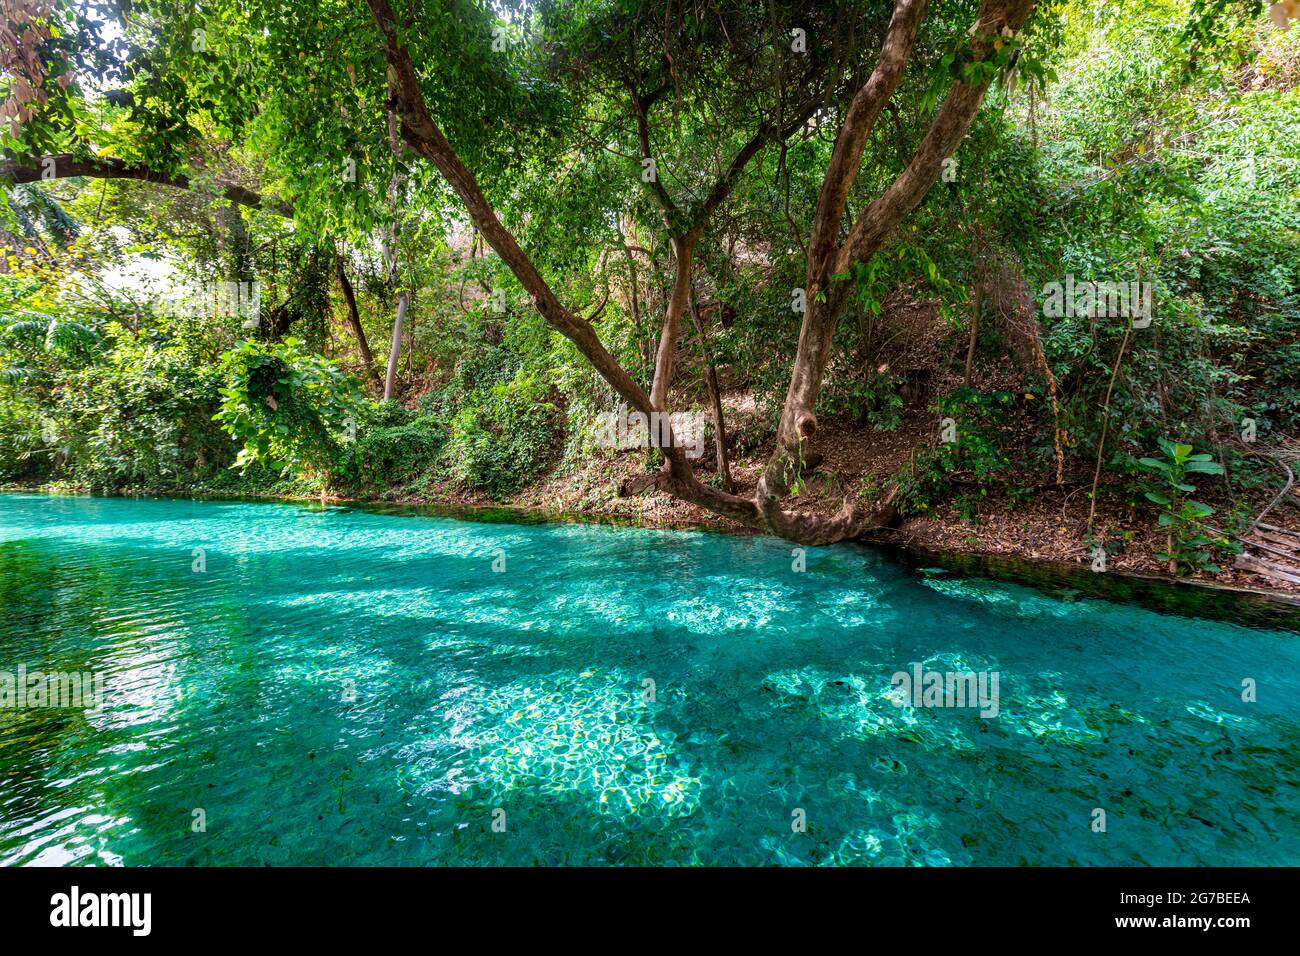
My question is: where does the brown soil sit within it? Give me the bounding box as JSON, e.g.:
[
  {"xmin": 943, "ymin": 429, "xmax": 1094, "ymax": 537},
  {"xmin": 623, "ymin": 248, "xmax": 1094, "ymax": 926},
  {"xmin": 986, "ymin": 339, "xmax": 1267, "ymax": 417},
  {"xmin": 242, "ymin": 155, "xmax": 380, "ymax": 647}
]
[{"xmin": 410, "ymin": 291, "xmax": 1300, "ymax": 594}]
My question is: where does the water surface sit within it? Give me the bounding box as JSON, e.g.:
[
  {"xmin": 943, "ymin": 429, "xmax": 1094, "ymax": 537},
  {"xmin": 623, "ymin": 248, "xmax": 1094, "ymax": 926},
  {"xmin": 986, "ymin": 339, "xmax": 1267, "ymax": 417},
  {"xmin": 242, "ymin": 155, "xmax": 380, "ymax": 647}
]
[{"xmin": 1, "ymin": 493, "xmax": 1297, "ymax": 866}]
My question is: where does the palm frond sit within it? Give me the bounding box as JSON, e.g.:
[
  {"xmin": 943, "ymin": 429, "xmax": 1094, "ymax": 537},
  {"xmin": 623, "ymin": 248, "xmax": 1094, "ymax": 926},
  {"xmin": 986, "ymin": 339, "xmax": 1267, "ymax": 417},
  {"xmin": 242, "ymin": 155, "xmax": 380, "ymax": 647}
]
[
  {"xmin": 0, "ymin": 362, "xmax": 34, "ymax": 385},
  {"xmin": 44, "ymin": 320, "xmax": 100, "ymax": 353},
  {"xmin": 8, "ymin": 184, "xmax": 80, "ymax": 249},
  {"xmin": 0, "ymin": 315, "xmax": 53, "ymax": 348}
]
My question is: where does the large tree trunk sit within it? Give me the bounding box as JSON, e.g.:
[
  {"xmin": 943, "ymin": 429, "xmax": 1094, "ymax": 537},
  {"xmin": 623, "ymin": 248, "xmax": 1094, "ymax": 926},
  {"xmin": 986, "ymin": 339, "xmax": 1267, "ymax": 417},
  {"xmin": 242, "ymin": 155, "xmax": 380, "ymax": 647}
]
[
  {"xmin": 760, "ymin": 0, "xmax": 930, "ymax": 498},
  {"xmin": 762, "ymin": 0, "xmax": 1036, "ymax": 508},
  {"xmin": 649, "ymin": 232, "xmax": 699, "ymax": 410},
  {"xmin": 366, "ymin": 0, "xmax": 1033, "ymax": 544}
]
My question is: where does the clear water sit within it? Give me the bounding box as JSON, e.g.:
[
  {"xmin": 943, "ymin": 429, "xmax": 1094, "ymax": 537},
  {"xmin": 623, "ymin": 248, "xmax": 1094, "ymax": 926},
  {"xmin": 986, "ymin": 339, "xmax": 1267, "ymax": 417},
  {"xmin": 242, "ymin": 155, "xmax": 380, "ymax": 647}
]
[{"xmin": 1, "ymin": 493, "xmax": 1297, "ymax": 867}]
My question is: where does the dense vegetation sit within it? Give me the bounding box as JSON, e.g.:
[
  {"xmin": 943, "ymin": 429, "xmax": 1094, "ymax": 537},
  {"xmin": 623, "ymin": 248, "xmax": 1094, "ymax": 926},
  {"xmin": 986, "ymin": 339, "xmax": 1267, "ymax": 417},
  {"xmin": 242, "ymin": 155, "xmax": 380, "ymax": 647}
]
[{"xmin": 2, "ymin": 0, "xmax": 1298, "ymax": 579}]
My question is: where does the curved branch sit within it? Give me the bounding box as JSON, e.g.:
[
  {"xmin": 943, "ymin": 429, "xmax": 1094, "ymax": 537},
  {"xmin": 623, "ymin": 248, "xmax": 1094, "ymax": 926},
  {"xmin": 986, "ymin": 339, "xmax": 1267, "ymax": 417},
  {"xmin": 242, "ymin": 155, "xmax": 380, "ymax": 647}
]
[{"xmin": 0, "ymin": 153, "xmax": 292, "ymax": 216}]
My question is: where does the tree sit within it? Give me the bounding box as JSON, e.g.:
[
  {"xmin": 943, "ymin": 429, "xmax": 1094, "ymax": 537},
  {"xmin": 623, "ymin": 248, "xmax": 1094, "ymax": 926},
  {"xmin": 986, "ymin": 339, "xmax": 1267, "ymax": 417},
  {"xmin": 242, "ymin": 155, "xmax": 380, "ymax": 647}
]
[
  {"xmin": 366, "ymin": 0, "xmax": 1036, "ymax": 542},
  {"xmin": 3, "ymin": 0, "xmax": 1039, "ymax": 541}
]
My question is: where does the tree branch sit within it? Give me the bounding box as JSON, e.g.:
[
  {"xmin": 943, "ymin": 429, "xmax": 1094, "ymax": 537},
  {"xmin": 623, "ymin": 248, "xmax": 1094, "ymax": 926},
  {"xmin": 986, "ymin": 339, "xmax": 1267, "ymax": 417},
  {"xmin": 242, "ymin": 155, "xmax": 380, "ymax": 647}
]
[
  {"xmin": 365, "ymin": 0, "xmax": 761, "ymax": 526},
  {"xmin": 805, "ymin": 0, "xmax": 930, "ymax": 286},
  {"xmin": 631, "ymin": 86, "xmax": 680, "ymax": 220},
  {"xmin": 0, "ymin": 153, "xmax": 292, "ymax": 216}
]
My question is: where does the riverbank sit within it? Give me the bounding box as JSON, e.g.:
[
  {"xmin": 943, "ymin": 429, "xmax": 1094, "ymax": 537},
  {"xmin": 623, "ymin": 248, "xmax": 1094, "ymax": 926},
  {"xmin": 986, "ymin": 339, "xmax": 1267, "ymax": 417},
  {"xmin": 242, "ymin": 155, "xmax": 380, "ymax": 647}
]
[
  {"xmin": 10, "ymin": 479, "xmax": 1300, "ymax": 631},
  {"xmin": 373, "ymin": 402, "xmax": 1300, "ymax": 601},
  {"xmin": 9, "ymin": 359, "xmax": 1299, "ymax": 606}
]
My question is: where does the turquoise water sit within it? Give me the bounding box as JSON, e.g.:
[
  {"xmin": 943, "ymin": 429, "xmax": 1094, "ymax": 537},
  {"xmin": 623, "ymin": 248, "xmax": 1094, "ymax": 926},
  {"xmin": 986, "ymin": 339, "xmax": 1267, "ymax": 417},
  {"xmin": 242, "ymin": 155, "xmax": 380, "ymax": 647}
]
[{"xmin": 1, "ymin": 493, "xmax": 1297, "ymax": 866}]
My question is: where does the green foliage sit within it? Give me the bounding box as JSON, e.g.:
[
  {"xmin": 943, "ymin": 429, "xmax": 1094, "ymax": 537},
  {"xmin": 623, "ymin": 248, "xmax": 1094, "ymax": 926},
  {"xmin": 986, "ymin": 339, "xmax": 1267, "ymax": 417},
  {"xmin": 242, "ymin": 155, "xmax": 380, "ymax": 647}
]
[
  {"xmin": 897, "ymin": 388, "xmax": 1015, "ymax": 516},
  {"xmin": 820, "ymin": 370, "xmax": 904, "ymax": 432},
  {"xmin": 57, "ymin": 328, "xmax": 231, "ymax": 490},
  {"xmin": 1031, "ymin": 0, "xmax": 1300, "ymax": 471},
  {"xmin": 214, "ymin": 338, "xmax": 364, "ymax": 482},
  {"xmin": 335, "ymin": 401, "xmax": 445, "ymax": 496},
  {"xmin": 0, "ymin": 388, "xmax": 46, "ymax": 484},
  {"xmin": 1136, "ymin": 437, "xmax": 1231, "ymax": 574},
  {"xmin": 0, "ymin": 257, "xmax": 240, "ymax": 490},
  {"xmin": 440, "ymin": 368, "xmax": 559, "ymax": 498}
]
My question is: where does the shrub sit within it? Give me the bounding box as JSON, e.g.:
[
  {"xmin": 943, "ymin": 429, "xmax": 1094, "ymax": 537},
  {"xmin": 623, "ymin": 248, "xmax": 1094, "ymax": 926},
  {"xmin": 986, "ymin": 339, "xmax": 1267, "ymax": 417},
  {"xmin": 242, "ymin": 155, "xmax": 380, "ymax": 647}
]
[
  {"xmin": 897, "ymin": 387, "xmax": 1013, "ymax": 516},
  {"xmin": 440, "ymin": 369, "xmax": 559, "ymax": 497},
  {"xmin": 58, "ymin": 331, "xmax": 232, "ymax": 490},
  {"xmin": 214, "ymin": 337, "xmax": 365, "ymax": 485},
  {"xmin": 1136, "ymin": 438, "xmax": 1233, "ymax": 575},
  {"xmin": 336, "ymin": 401, "xmax": 446, "ymax": 495},
  {"xmin": 0, "ymin": 391, "xmax": 47, "ymax": 484}
]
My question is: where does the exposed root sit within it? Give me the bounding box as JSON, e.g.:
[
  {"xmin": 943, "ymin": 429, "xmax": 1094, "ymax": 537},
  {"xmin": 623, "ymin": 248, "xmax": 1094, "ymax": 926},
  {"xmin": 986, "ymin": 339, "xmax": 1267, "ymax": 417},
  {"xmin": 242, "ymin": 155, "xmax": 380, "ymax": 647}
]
[{"xmin": 758, "ymin": 484, "xmax": 899, "ymax": 545}]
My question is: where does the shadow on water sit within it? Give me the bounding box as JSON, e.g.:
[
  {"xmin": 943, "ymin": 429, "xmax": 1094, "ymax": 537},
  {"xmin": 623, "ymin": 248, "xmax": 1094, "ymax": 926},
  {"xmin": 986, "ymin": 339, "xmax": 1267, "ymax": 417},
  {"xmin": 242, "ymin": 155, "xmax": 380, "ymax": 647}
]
[
  {"xmin": 884, "ymin": 544, "xmax": 1300, "ymax": 633},
  {"xmin": 17, "ymin": 489, "xmax": 1300, "ymax": 632},
  {"xmin": 3, "ymin": 491, "xmax": 1299, "ymax": 865}
]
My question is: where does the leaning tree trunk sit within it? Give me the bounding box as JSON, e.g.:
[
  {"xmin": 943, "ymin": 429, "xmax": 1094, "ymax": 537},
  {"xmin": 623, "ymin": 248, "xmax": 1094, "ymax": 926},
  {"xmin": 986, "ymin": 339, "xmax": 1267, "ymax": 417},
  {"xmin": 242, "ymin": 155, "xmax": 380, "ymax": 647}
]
[
  {"xmin": 335, "ymin": 257, "xmax": 380, "ymax": 388},
  {"xmin": 762, "ymin": 0, "xmax": 1036, "ymax": 523},
  {"xmin": 384, "ymin": 291, "xmax": 409, "ymax": 400},
  {"xmin": 366, "ymin": 0, "xmax": 1034, "ymax": 545}
]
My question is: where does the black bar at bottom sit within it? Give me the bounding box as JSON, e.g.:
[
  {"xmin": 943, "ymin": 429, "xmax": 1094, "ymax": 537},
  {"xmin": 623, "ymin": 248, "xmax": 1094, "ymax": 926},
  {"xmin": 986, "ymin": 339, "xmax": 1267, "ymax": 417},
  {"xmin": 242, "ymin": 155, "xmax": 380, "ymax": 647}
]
[{"xmin": 0, "ymin": 866, "xmax": 1286, "ymax": 941}]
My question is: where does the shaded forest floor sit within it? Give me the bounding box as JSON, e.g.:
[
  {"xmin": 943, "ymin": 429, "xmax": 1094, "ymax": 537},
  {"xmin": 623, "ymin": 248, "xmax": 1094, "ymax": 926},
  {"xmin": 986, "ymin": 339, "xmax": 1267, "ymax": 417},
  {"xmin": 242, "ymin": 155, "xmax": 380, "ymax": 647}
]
[{"xmin": 408, "ymin": 294, "xmax": 1300, "ymax": 596}]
